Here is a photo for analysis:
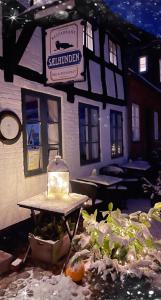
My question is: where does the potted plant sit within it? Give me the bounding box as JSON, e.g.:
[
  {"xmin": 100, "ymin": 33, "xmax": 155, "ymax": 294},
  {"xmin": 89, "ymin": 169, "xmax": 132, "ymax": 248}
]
[{"xmin": 29, "ymin": 217, "xmax": 70, "ymax": 264}]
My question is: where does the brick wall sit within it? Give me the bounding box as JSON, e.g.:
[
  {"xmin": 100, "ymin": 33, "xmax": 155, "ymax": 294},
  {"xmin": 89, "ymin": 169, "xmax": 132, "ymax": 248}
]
[{"xmin": 128, "ymin": 73, "xmax": 161, "ymax": 159}]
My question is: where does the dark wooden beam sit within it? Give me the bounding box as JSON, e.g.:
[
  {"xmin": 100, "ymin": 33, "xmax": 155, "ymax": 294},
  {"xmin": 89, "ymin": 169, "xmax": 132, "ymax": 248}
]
[
  {"xmin": 2, "ymin": 1, "xmax": 36, "ymax": 82},
  {"xmin": 15, "ymin": 65, "xmax": 44, "ymax": 83},
  {"xmin": 14, "ymin": 23, "xmax": 36, "ymax": 67},
  {"xmin": 3, "ymin": 18, "xmax": 16, "ymax": 82},
  {"xmin": 0, "ymin": 57, "xmax": 4, "ymax": 69}
]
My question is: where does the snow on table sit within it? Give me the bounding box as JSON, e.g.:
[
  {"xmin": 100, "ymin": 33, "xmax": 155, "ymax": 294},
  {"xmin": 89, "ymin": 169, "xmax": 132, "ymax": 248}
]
[{"xmin": 18, "ymin": 193, "xmax": 88, "ymax": 216}]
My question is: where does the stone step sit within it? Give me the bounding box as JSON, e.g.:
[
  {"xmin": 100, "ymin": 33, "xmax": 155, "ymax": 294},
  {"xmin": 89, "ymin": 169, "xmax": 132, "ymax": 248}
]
[{"xmin": 0, "ymin": 250, "xmax": 13, "ymax": 274}]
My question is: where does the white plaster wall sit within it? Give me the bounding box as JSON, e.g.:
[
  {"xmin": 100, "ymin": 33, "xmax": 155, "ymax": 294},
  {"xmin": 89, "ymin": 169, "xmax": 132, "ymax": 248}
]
[
  {"xmin": 18, "ymin": 0, "xmax": 29, "ymax": 7},
  {"xmin": 74, "ymin": 71, "xmax": 88, "ymax": 90},
  {"xmin": 89, "ymin": 60, "xmax": 102, "ymax": 94},
  {"xmin": 105, "ymin": 68, "xmax": 116, "ymax": 97},
  {"xmin": 94, "ymin": 29, "xmax": 100, "ymax": 57},
  {"xmin": 19, "ymin": 27, "xmax": 43, "ymax": 73},
  {"xmin": 116, "ymin": 73, "xmax": 124, "ymax": 100}
]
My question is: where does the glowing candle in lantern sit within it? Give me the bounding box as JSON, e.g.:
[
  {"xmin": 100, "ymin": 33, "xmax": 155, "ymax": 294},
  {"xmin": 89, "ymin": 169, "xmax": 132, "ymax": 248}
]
[{"xmin": 47, "ymin": 155, "xmax": 69, "ymax": 198}]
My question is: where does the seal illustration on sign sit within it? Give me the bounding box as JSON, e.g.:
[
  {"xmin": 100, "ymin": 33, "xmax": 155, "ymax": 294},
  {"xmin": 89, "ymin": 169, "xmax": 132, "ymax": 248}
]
[{"xmin": 55, "ymin": 40, "xmax": 74, "ymax": 50}]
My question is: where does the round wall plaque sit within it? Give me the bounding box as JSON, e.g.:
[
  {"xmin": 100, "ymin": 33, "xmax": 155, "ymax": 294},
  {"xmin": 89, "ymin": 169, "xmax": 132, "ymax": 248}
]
[{"xmin": 0, "ymin": 111, "xmax": 22, "ymax": 144}]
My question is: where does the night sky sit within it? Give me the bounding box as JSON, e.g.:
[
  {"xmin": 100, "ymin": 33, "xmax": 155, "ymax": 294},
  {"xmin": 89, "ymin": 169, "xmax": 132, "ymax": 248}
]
[{"xmin": 105, "ymin": 0, "xmax": 161, "ymax": 37}]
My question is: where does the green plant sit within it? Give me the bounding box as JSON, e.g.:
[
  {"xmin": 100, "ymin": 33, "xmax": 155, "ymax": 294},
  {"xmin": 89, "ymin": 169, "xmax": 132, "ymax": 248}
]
[{"xmin": 81, "ymin": 202, "xmax": 161, "ymax": 263}]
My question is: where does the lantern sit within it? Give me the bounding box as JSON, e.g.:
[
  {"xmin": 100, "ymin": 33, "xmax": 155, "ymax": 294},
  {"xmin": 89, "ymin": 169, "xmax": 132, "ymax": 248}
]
[{"xmin": 47, "ymin": 155, "xmax": 69, "ymax": 198}]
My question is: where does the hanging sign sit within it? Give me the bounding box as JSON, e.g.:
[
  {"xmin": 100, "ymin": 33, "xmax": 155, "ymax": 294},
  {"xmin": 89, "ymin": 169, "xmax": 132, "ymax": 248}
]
[{"xmin": 45, "ymin": 19, "xmax": 84, "ymax": 84}]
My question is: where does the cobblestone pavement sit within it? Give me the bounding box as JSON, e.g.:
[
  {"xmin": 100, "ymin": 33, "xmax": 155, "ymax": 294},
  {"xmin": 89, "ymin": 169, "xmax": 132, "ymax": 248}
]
[{"xmin": 0, "ymin": 266, "xmax": 91, "ymax": 300}]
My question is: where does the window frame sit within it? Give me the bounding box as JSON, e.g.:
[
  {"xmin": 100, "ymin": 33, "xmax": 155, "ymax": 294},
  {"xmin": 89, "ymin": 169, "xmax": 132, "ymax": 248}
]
[
  {"xmin": 83, "ymin": 22, "xmax": 94, "ymax": 51},
  {"xmin": 79, "ymin": 102, "xmax": 100, "ymax": 166},
  {"xmin": 132, "ymin": 103, "xmax": 140, "ymax": 142},
  {"xmin": 109, "ymin": 39, "xmax": 118, "ymax": 67},
  {"xmin": 22, "ymin": 89, "xmax": 62, "ymax": 177},
  {"xmin": 110, "ymin": 110, "xmax": 123, "ymax": 159},
  {"xmin": 139, "ymin": 56, "xmax": 147, "ymax": 73}
]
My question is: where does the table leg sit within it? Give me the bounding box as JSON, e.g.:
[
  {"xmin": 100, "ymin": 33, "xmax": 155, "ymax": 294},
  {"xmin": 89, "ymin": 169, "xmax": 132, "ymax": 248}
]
[
  {"xmin": 22, "ymin": 209, "xmax": 37, "ymax": 264},
  {"xmin": 62, "ymin": 207, "xmax": 82, "ymax": 272},
  {"xmin": 31, "ymin": 209, "xmax": 37, "ymax": 227}
]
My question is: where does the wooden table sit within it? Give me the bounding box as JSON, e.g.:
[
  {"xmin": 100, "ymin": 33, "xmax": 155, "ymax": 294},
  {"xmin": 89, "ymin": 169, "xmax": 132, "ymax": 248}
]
[
  {"xmin": 121, "ymin": 160, "xmax": 151, "ymax": 171},
  {"xmin": 18, "ymin": 192, "xmax": 88, "ymax": 265},
  {"xmin": 78, "ymin": 175, "xmax": 123, "ymax": 187},
  {"xmin": 121, "ymin": 160, "xmax": 152, "ymax": 179}
]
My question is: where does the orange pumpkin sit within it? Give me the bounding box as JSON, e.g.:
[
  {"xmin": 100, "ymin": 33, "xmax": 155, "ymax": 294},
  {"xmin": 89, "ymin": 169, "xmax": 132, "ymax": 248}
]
[{"xmin": 65, "ymin": 261, "xmax": 85, "ymax": 282}]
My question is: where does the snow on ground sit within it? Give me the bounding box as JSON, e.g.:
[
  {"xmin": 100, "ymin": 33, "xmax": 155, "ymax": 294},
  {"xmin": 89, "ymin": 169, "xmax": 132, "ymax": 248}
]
[{"xmin": 0, "ymin": 269, "xmax": 91, "ymax": 300}]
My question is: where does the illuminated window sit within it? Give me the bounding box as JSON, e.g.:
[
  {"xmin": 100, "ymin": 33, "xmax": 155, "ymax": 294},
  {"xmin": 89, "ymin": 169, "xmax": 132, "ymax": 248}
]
[
  {"xmin": 83, "ymin": 22, "xmax": 93, "ymax": 51},
  {"xmin": 154, "ymin": 111, "xmax": 159, "ymax": 140},
  {"xmin": 139, "ymin": 56, "xmax": 147, "ymax": 72},
  {"xmin": 22, "ymin": 89, "xmax": 62, "ymax": 176},
  {"xmin": 159, "ymin": 59, "xmax": 161, "ymax": 82},
  {"xmin": 109, "ymin": 39, "xmax": 117, "ymax": 66},
  {"xmin": 110, "ymin": 110, "xmax": 123, "ymax": 158},
  {"xmin": 132, "ymin": 103, "xmax": 140, "ymax": 141},
  {"xmin": 79, "ymin": 103, "xmax": 100, "ymax": 165}
]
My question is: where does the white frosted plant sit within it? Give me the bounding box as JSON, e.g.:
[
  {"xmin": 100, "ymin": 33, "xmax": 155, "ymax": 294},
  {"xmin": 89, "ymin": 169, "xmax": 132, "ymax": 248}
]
[{"xmin": 77, "ymin": 202, "xmax": 161, "ymax": 282}]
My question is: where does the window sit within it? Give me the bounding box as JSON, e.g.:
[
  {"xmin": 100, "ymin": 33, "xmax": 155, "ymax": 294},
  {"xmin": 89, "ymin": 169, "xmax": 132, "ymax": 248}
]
[
  {"xmin": 139, "ymin": 56, "xmax": 147, "ymax": 72},
  {"xmin": 159, "ymin": 59, "xmax": 161, "ymax": 82},
  {"xmin": 132, "ymin": 103, "xmax": 140, "ymax": 142},
  {"xmin": 110, "ymin": 110, "xmax": 123, "ymax": 158},
  {"xmin": 109, "ymin": 39, "xmax": 117, "ymax": 66},
  {"xmin": 154, "ymin": 111, "xmax": 159, "ymax": 140},
  {"xmin": 22, "ymin": 89, "xmax": 62, "ymax": 176},
  {"xmin": 83, "ymin": 22, "xmax": 93, "ymax": 51},
  {"xmin": 79, "ymin": 103, "xmax": 100, "ymax": 165}
]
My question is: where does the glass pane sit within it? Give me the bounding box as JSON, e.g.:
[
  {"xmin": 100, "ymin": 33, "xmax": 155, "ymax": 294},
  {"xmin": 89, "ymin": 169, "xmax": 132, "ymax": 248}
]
[
  {"xmin": 92, "ymin": 143, "xmax": 99, "ymax": 159},
  {"xmin": 26, "ymin": 123, "xmax": 40, "ymax": 146},
  {"xmin": 91, "ymin": 127, "xmax": 98, "ymax": 142},
  {"xmin": 47, "ymin": 100, "xmax": 58, "ymax": 122},
  {"xmin": 111, "ymin": 128, "xmax": 116, "ymax": 142},
  {"xmin": 118, "ymin": 141, "xmax": 123, "ymax": 155},
  {"xmin": 111, "ymin": 143, "xmax": 117, "ymax": 157},
  {"xmin": 113, "ymin": 55, "xmax": 117, "ymax": 66},
  {"xmin": 91, "ymin": 109, "xmax": 98, "ymax": 126},
  {"xmin": 118, "ymin": 128, "xmax": 122, "ymax": 140},
  {"xmin": 88, "ymin": 37, "xmax": 93, "ymax": 51},
  {"xmin": 79, "ymin": 106, "xmax": 88, "ymax": 125},
  {"xmin": 109, "ymin": 40, "xmax": 112, "ymax": 51},
  {"xmin": 80, "ymin": 143, "xmax": 89, "ymax": 161},
  {"xmin": 80, "ymin": 126, "xmax": 88, "ymax": 143},
  {"xmin": 48, "ymin": 123, "xmax": 59, "ymax": 144},
  {"xmin": 117, "ymin": 114, "xmax": 122, "ymax": 127},
  {"xmin": 139, "ymin": 56, "xmax": 147, "ymax": 72},
  {"xmin": 27, "ymin": 146, "xmax": 43, "ymax": 171},
  {"xmin": 111, "ymin": 113, "xmax": 116, "ymax": 127},
  {"xmin": 25, "ymin": 95, "xmax": 40, "ymax": 121},
  {"xmin": 87, "ymin": 22, "xmax": 92, "ymax": 36},
  {"xmin": 110, "ymin": 52, "xmax": 114, "ymax": 63}
]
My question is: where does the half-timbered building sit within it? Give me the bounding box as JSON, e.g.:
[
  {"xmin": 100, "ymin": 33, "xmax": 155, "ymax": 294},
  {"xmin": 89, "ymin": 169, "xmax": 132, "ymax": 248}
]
[{"xmin": 0, "ymin": 0, "xmax": 128, "ymax": 229}]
